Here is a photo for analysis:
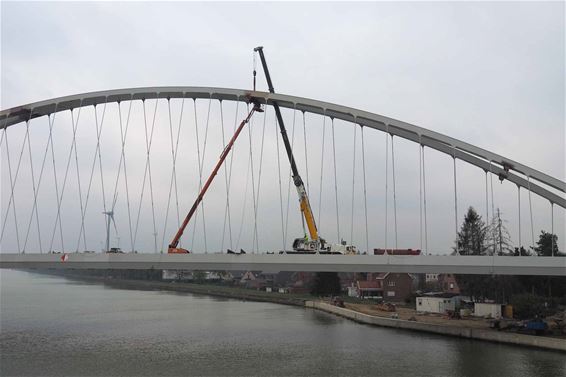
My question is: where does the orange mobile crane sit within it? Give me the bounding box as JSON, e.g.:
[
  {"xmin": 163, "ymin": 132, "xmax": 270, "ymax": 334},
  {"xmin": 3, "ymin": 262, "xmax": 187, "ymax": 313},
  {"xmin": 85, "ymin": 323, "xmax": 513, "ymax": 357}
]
[{"xmin": 168, "ymin": 98, "xmax": 263, "ymax": 253}]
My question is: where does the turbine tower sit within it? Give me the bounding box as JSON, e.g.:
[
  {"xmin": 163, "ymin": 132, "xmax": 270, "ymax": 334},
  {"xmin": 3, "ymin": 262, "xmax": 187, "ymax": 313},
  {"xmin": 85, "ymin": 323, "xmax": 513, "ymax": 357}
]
[{"xmin": 102, "ymin": 211, "xmax": 117, "ymax": 252}]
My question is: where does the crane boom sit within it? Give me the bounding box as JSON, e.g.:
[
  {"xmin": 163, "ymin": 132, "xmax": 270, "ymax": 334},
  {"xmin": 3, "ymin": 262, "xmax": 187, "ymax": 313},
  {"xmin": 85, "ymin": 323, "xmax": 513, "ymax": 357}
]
[
  {"xmin": 254, "ymin": 46, "xmax": 320, "ymax": 248},
  {"xmin": 168, "ymin": 100, "xmax": 262, "ymax": 253}
]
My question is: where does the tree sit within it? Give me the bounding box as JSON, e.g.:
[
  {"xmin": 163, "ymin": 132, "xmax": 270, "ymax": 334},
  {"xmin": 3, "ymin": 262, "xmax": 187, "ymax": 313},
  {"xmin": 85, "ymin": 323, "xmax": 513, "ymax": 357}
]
[
  {"xmin": 513, "ymin": 246, "xmax": 530, "ymax": 256},
  {"xmin": 311, "ymin": 272, "xmax": 341, "ymax": 296},
  {"xmin": 533, "ymin": 231, "xmax": 560, "ymax": 257},
  {"xmin": 487, "ymin": 208, "xmax": 514, "ymax": 255},
  {"xmin": 455, "ymin": 207, "xmax": 487, "ymax": 255},
  {"xmin": 192, "ymin": 270, "xmax": 207, "ymax": 283}
]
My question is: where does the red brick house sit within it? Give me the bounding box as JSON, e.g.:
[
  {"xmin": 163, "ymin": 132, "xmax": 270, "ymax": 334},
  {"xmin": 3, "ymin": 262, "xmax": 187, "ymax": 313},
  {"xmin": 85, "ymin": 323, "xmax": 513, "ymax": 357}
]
[
  {"xmin": 360, "ymin": 273, "xmax": 414, "ymax": 301},
  {"xmin": 357, "ymin": 280, "xmax": 382, "ymax": 298}
]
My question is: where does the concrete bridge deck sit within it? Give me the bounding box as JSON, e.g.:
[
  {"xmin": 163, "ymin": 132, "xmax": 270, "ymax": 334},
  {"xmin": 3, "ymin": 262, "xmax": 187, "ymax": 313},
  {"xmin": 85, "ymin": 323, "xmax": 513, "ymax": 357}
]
[{"xmin": 0, "ymin": 253, "xmax": 564, "ymax": 276}]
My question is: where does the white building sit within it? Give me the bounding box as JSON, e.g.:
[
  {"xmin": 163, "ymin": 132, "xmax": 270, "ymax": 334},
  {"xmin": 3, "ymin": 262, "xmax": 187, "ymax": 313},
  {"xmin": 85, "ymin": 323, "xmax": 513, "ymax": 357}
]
[
  {"xmin": 162, "ymin": 270, "xmax": 193, "ymax": 281},
  {"xmin": 474, "ymin": 303, "xmax": 502, "ymax": 318},
  {"xmin": 416, "ymin": 297, "xmax": 456, "ymax": 314}
]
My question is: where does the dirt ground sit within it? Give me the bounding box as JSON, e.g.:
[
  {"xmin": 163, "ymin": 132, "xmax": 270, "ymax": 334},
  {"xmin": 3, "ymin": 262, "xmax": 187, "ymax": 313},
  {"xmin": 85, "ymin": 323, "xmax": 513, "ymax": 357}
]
[
  {"xmin": 344, "ymin": 302, "xmax": 493, "ymax": 329},
  {"xmin": 341, "ymin": 302, "xmax": 566, "ymax": 339}
]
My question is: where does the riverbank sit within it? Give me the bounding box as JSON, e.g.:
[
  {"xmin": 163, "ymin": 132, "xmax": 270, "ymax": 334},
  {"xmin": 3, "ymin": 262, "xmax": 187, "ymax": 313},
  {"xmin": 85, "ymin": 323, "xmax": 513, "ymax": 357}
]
[
  {"xmin": 27, "ymin": 270, "xmax": 566, "ymax": 353},
  {"xmin": 306, "ymin": 301, "xmax": 566, "ymax": 353},
  {"xmin": 35, "ymin": 270, "xmax": 310, "ymax": 307}
]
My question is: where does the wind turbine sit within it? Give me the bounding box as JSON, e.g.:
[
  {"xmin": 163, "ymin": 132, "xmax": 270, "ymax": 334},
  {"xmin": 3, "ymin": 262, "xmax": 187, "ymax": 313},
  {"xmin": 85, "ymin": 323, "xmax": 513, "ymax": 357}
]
[{"xmin": 103, "ymin": 211, "xmax": 118, "ymax": 252}]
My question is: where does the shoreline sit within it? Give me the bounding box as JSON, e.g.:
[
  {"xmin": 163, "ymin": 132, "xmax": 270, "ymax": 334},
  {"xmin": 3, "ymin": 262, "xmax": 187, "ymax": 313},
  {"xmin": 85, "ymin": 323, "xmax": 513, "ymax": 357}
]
[
  {"xmin": 306, "ymin": 301, "xmax": 566, "ymax": 353},
  {"xmin": 24, "ymin": 270, "xmax": 566, "ymax": 353}
]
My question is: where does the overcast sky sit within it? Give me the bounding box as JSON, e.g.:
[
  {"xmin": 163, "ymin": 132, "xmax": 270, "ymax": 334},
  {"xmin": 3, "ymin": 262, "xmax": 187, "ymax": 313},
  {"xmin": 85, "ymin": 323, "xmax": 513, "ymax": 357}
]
[{"xmin": 1, "ymin": 1, "xmax": 564, "ymax": 254}]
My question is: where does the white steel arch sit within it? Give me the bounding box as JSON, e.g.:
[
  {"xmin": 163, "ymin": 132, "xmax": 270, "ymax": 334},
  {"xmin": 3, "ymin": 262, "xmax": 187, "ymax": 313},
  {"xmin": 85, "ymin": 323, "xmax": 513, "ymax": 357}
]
[{"xmin": 1, "ymin": 86, "xmax": 564, "ymax": 208}]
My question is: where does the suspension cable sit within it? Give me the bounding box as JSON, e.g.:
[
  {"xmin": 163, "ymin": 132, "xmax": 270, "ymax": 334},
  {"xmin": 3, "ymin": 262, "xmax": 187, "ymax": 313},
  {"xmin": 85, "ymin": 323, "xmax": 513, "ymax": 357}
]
[
  {"xmin": 275, "ymin": 110, "xmax": 286, "ymax": 251},
  {"xmin": 361, "ymin": 125, "xmax": 369, "ymax": 254},
  {"xmin": 187, "ymin": 99, "xmax": 203, "ymax": 251},
  {"xmin": 247, "ymin": 107, "xmax": 258, "ymax": 253},
  {"xmin": 2, "ymin": 113, "xmax": 37, "ymax": 250},
  {"xmin": 1, "ymin": 124, "xmax": 22, "ymax": 252},
  {"xmin": 167, "ymin": 98, "xmax": 183, "ymax": 248},
  {"xmin": 485, "ymin": 170, "xmax": 490, "ymax": 254},
  {"xmin": 22, "ymin": 116, "xmax": 43, "ymax": 253},
  {"xmin": 391, "ymin": 134, "xmax": 398, "ymax": 249},
  {"xmin": 133, "ymin": 99, "xmax": 160, "ymax": 252},
  {"xmin": 550, "ymin": 203, "xmax": 555, "ymax": 257},
  {"xmin": 331, "ymin": 118, "xmax": 340, "ymax": 242},
  {"xmin": 190, "ymin": 99, "xmax": 212, "ymax": 253},
  {"xmin": 235, "ymin": 123, "xmax": 252, "ymax": 252},
  {"xmin": 489, "ymin": 161, "xmax": 496, "ymax": 255},
  {"xmin": 114, "ymin": 101, "xmax": 134, "ymax": 252},
  {"xmin": 15, "ymin": 110, "xmax": 36, "ymax": 252},
  {"xmin": 48, "ymin": 108, "xmax": 69, "ymax": 252},
  {"xmin": 147, "ymin": 100, "xmax": 160, "ymax": 254},
  {"xmin": 350, "ymin": 124, "xmax": 357, "ymax": 247},
  {"xmin": 422, "ymin": 146, "xmax": 428, "ymax": 255},
  {"xmin": 223, "ymin": 101, "xmax": 241, "ymax": 251},
  {"xmin": 219, "ymin": 100, "xmax": 234, "ymax": 252},
  {"xmin": 317, "ymin": 113, "xmax": 326, "ymax": 229},
  {"xmin": 419, "ymin": 137, "xmax": 423, "ymax": 253},
  {"xmin": 283, "ymin": 109, "xmax": 297, "ymax": 249},
  {"xmin": 485, "ymin": 171, "xmax": 489, "ymax": 225},
  {"xmin": 453, "ymin": 147, "xmax": 458, "ymax": 254},
  {"xmin": 75, "ymin": 104, "xmax": 107, "ymax": 253},
  {"xmin": 71, "ymin": 106, "xmax": 87, "ymax": 251},
  {"xmin": 527, "ymin": 176, "xmax": 535, "ymax": 249},
  {"xmin": 20, "ymin": 110, "xmax": 57, "ymax": 250},
  {"xmin": 252, "ymin": 108, "xmax": 268, "ymax": 253},
  {"xmin": 302, "ymin": 111, "xmax": 310, "ymax": 195},
  {"xmin": 384, "ymin": 127, "xmax": 389, "ymax": 252},
  {"xmin": 517, "ymin": 186, "xmax": 522, "ymax": 249},
  {"xmin": 225, "ymin": 102, "xmax": 244, "ymax": 251}
]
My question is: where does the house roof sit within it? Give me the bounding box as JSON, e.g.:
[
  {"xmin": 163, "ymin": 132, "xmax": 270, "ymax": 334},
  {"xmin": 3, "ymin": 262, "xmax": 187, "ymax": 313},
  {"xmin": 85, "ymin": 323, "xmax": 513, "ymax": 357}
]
[{"xmin": 357, "ymin": 280, "xmax": 382, "ymax": 289}]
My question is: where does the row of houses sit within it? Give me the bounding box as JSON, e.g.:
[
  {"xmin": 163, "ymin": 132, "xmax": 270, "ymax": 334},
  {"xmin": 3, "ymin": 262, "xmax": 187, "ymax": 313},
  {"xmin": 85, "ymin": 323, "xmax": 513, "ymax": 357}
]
[
  {"xmin": 163, "ymin": 269, "xmax": 462, "ymax": 303},
  {"xmin": 162, "ymin": 270, "xmax": 317, "ymax": 293}
]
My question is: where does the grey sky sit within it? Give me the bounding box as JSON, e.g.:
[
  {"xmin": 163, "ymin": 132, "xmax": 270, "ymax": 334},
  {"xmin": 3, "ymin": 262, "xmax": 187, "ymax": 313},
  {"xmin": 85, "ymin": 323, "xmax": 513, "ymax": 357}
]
[{"xmin": 1, "ymin": 1, "xmax": 564, "ymax": 254}]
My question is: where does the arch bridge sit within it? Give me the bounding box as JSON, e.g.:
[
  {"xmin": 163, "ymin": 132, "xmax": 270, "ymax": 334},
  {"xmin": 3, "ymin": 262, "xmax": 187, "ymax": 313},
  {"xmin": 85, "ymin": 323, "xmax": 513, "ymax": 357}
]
[{"xmin": 0, "ymin": 87, "xmax": 564, "ymax": 275}]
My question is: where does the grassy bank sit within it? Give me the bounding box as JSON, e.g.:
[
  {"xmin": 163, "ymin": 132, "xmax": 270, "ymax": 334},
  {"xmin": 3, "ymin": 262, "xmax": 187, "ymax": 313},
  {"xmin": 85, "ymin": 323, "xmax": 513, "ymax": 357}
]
[{"xmin": 34, "ymin": 270, "xmax": 312, "ymax": 307}]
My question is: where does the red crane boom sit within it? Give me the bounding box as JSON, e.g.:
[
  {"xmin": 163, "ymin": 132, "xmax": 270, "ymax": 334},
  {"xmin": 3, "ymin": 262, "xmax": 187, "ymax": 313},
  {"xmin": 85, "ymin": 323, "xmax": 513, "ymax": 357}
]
[{"xmin": 168, "ymin": 99, "xmax": 263, "ymax": 253}]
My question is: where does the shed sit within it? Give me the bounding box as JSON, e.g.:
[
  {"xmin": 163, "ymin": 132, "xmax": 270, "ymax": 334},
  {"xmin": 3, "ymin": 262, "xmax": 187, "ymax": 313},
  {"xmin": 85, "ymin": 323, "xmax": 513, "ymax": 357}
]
[
  {"xmin": 416, "ymin": 297, "xmax": 456, "ymax": 314},
  {"xmin": 474, "ymin": 303, "xmax": 502, "ymax": 318}
]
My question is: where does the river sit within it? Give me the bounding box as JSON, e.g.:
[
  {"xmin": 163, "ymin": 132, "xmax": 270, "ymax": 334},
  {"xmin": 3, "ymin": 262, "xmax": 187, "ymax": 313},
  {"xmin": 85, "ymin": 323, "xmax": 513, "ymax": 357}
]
[{"xmin": 1, "ymin": 269, "xmax": 564, "ymax": 376}]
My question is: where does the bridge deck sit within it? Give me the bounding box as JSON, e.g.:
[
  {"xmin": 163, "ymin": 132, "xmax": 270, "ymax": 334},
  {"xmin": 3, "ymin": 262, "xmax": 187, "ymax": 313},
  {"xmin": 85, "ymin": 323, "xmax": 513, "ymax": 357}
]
[{"xmin": 1, "ymin": 253, "xmax": 564, "ymax": 276}]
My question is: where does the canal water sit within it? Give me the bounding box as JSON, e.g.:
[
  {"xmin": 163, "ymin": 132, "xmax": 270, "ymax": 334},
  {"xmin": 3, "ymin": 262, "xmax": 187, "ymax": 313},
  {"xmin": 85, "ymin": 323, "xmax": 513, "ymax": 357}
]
[{"xmin": 1, "ymin": 269, "xmax": 564, "ymax": 376}]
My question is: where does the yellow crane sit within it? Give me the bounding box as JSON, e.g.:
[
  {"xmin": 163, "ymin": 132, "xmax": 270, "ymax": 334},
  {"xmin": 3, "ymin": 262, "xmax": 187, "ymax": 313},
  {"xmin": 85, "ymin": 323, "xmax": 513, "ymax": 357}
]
[{"xmin": 254, "ymin": 47, "xmax": 356, "ymax": 255}]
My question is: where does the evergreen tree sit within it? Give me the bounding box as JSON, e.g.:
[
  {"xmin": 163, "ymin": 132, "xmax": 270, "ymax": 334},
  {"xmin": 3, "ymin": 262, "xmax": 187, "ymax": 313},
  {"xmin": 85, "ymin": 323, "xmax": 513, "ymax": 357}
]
[
  {"xmin": 454, "ymin": 207, "xmax": 487, "ymax": 255},
  {"xmin": 533, "ymin": 231, "xmax": 561, "ymax": 257},
  {"xmin": 311, "ymin": 272, "xmax": 341, "ymax": 296}
]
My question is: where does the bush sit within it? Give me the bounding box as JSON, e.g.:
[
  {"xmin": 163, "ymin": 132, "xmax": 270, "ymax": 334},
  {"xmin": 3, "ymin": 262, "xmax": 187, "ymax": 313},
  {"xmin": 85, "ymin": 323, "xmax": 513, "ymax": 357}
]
[
  {"xmin": 509, "ymin": 294, "xmax": 556, "ymax": 319},
  {"xmin": 404, "ymin": 292, "xmax": 417, "ymax": 306}
]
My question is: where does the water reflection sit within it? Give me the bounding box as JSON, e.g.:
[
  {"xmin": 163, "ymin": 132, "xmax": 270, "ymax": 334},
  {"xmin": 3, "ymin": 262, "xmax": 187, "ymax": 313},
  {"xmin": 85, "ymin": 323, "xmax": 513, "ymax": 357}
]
[{"xmin": 1, "ymin": 270, "xmax": 564, "ymax": 377}]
